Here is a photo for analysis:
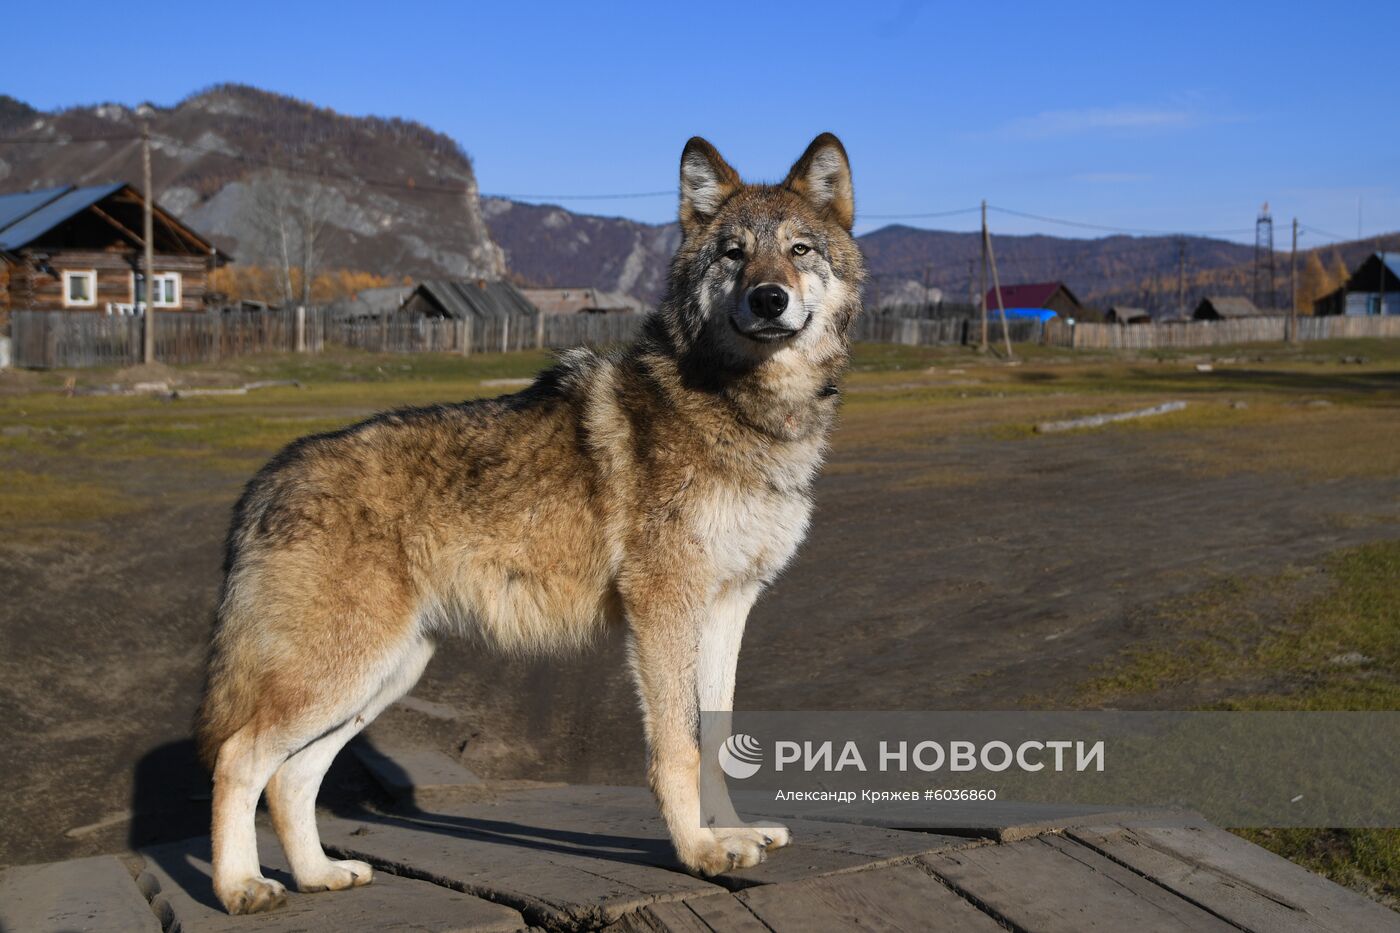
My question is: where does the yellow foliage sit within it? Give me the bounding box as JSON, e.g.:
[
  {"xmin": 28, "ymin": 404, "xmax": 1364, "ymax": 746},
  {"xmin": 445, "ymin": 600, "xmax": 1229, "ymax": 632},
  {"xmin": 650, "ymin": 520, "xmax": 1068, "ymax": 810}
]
[{"xmin": 208, "ymin": 266, "xmax": 412, "ymax": 306}]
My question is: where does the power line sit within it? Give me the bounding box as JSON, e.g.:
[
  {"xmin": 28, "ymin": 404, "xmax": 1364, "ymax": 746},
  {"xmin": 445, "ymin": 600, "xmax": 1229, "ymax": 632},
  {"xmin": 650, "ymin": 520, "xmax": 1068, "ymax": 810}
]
[
  {"xmin": 0, "ymin": 133, "xmax": 141, "ymax": 145},
  {"xmin": 1298, "ymin": 223, "xmax": 1356, "ymax": 245},
  {"xmin": 987, "ymin": 204, "xmax": 1256, "ymax": 237},
  {"xmin": 0, "ymin": 132, "xmax": 1391, "ymax": 237},
  {"xmin": 858, "ymin": 206, "xmax": 981, "ymax": 220},
  {"xmin": 0, "ymin": 132, "xmax": 675, "ymax": 200}
]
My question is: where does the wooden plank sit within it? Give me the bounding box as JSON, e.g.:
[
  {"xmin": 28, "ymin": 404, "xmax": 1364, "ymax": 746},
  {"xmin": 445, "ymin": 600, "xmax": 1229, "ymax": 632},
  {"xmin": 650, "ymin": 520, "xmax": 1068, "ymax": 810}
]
[
  {"xmin": 604, "ymin": 893, "xmax": 767, "ymax": 932},
  {"xmin": 137, "ymin": 830, "xmax": 525, "ymax": 932},
  {"xmin": 477, "ymin": 784, "xmax": 979, "ymax": 887},
  {"xmin": 1069, "ymin": 824, "xmax": 1400, "ymax": 933},
  {"xmin": 319, "ymin": 809, "xmax": 727, "ymax": 930},
  {"xmin": 351, "ymin": 733, "xmax": 482, "ymax": 798},
  {"xmin": 737, "ymin": 863, "xmax": 1005, "ymax": 932},
  {"xmin": 921, "ymin": 835, "xmax": 1238, "ymax": 932},
  {"xmin": 0, "ymin": 854, "xmax": 161, "ymax": 933}
]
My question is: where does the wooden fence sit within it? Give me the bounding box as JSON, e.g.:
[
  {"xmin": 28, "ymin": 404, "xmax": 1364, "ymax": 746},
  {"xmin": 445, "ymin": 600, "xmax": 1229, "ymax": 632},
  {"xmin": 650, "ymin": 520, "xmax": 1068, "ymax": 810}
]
[
  {"xmin": 1043, "ymin": 314, "xmax": 1400, "ymax": 350},
  {"xmin": 849, "ymin": 314, "xmax": 1046, "ymax": 346},
  {"xmin": 10, "ymin": 309, "xmax": 320, "ymax": 368},
  {"xmin": 323, "ymin": 311, "xmax": 645, "ymax": 354},
  {"xmin": 9, "ymin": 307, "xmax": 1399, "ymax": 369},
  {"xmin": 9, "ymin": 308, "xmax": 646, "ymax": 368}
]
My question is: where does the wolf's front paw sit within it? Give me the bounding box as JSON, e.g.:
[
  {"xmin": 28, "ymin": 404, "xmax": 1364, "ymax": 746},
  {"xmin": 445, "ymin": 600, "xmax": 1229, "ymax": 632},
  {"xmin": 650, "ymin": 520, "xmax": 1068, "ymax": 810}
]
[
  {"xmin": 715, "ymin": 823, "xmax": 791, "ymax": 851},
  {"xmin": 679, "ymin": 831, "xmax": 767, "ymax": 875},
  {"xmin": 216, "ymin": 876, "xmax": 287, "ymax": 914},
  {"xmin": 297, "ymin": 858, "xmax": 374, "ymax": 893}
]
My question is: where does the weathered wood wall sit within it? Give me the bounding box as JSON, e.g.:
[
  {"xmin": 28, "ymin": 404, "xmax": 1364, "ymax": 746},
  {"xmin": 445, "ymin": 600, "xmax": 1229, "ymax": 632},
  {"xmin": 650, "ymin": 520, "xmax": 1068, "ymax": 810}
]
[{"xmin": 6, "ymin": 250, "xmax": 212, "ymax": 313}]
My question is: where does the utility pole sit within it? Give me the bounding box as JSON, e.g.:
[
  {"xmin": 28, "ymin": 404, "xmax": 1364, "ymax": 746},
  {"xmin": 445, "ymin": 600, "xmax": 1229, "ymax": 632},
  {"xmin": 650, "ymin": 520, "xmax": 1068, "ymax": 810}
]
[
  {"xmin": 979, "ymin": 200, "xmax": 989, "ymax": 352},
  {"xmin": 141, "ymin": 123, "xmax": 156, "ymax": 365},
  {"xmin": 1380, "ymin": 235, "xmax": 1388, "ymax": 317},
  {"xmin": 1176, "ymin": 237, "xmax": 1186, "ymax": 319},
  {"xmin": 1289, "ymin": 218, "xmax": 1298, "ymax": 342},
  {"xmin": 985, "ymin": 226, "xmax": 1015, "ymax": 361}
]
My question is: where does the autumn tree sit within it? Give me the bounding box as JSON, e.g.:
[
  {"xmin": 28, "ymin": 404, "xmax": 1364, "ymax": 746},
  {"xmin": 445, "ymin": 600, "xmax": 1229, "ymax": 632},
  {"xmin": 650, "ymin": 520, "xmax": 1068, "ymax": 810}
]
[{"xmin": 240, "ymin": 171, "xmax": 338, "ymax": 307}]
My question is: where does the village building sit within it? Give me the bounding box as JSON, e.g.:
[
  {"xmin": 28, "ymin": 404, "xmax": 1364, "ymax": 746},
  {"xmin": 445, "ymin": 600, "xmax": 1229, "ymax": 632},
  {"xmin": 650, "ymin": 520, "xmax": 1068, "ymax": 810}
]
[
  {"xmin": 1314, "ymin": 252, "xmax": 1400, "ymax": 317},
  {"xmin": 0, "ymin": 183, "xmax": 221, "ymax": 323},
  {"xmin": 401, "ymin": 279, "xmax": 540, "ymax": 322},
  {"xmin": 326, "ymin": 285, "xmax": 413, "ymax": 320},
  {"xmin": 983, "ymin": 281, "xmax": 1084, "ymax": 319},
  {"xmin": 1191, "ymin": 295, "xmax": 1279, "ymax": 320},
  {"xmin": 1105, "ymin": 306, "xmax": 1152, "ymax": 325},
  {"xmin": 519, "ymin": 286, "xmax": 641, "ymax": 315}
]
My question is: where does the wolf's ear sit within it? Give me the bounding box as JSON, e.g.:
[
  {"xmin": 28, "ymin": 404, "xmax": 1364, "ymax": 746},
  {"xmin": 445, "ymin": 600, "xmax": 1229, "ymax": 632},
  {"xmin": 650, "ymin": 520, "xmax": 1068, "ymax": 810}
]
[
  {"xmin": 783, "ymin": 133, "xmax": 854, "ymax": 231},
  {"xmin": 679, "ymin": 137, "xmax": 741, "ymax": 236}
]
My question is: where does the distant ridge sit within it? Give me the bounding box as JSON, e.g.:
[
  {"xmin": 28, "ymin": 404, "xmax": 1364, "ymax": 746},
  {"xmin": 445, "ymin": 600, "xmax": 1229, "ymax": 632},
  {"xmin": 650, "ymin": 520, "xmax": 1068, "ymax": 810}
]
[{"xmin": 2, "ymin": 85, "xmax": 1394, "ymax": 312}]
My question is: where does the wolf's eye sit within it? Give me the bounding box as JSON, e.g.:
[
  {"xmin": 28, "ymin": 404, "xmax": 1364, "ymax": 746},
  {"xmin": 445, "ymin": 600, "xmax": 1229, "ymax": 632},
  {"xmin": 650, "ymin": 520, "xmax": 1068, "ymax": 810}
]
[
  {"xmin": 791, "ymin": 243, "xmax": 811, "ymax": 256},
  {"xmin": 724, "ymin": 247, "xmax": 745, "ymax": 262}
]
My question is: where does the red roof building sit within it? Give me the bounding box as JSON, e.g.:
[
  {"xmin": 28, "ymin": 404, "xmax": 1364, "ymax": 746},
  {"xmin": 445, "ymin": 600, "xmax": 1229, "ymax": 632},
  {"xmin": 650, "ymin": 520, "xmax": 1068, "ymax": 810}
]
[{"xmin": 983, "ymin": 281, "xmax": 1083, "ymax": 319}]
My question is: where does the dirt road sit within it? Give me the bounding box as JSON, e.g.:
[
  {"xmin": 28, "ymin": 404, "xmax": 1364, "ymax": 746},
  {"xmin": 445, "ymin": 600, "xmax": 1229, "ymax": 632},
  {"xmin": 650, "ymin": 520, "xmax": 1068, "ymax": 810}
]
[{"xmin": 1, "ymin": 346, "xmax": 1396, "ymax": 867}]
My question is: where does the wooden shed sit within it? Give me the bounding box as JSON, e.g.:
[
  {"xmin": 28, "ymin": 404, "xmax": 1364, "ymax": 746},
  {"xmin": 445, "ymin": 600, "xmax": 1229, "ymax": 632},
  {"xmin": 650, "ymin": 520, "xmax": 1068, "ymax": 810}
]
[
  {"xmin": 983, "ymin": 282, "xmax": 1084, "ymax": 319},
  {"xmin": 1314, "ymin": 252, "xmax": 1400, "ymax": 317},
  {"xmin": 519, "ymin": 286, "xmax": 641, "ymax": 315},
  {"xmin": 1192, "ymin": 295, "xmax": 1279, "ymax": 320},
  {"xmin": 1105, "ymin": 306, "xmax": 1151, "ymax": 325},
  {"xmin": 0, "ymin": 184, "xmax": 221, "ymax": 322},
  {"xmin": 402, "ymin": 279, "xmax": 540, "ymax": 321}
]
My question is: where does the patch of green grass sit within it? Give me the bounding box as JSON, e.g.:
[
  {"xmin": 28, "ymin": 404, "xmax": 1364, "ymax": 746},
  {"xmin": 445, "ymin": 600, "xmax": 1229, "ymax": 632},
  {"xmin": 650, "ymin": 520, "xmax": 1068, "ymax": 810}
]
[
  {"xmin": 0, "ymin": 469, "xmax": 133, "ymax": 526},
  {"xmin": 1235, "ymin": 828, "xmax": 1400, "ymax": 907},
  {"xmin": 1069, "ymin": 541, "xmax": 1400, "ymax": 907},
  {"xmin": 193, "ymin": 347, "xmax": 557, "ymax": 384},
  {"xmin": 1076, "ymin": 541, "xmax": 1399, "ymax": 710}
]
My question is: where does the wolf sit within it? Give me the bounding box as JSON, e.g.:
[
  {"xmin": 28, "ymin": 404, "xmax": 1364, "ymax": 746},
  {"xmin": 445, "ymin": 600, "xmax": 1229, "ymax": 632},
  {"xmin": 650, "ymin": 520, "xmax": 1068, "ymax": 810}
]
[{"xmin": 195, "ymin": 132, "xmax": 865, "ymax": 914}]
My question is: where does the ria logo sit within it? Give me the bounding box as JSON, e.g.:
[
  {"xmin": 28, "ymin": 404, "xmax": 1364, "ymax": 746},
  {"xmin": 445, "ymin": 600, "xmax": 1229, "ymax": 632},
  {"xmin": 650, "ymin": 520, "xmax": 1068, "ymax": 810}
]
[{"xmin": 718, "ymin": 733, "xmax": 763, "ymax": 779}]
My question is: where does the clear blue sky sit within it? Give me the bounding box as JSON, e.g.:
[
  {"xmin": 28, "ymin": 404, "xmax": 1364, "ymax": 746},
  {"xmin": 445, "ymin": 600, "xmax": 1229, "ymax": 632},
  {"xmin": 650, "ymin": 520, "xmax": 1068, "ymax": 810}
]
[{"xmin": 5, "ymin": 1, "xmax": 1396, "ymax": 245}]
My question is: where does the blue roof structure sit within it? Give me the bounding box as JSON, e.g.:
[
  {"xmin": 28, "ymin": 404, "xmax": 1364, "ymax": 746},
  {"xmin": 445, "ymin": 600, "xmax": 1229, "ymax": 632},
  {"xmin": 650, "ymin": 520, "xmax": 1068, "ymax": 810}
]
[
  {"xmin": 994, "ymin": 307, "xmax": 1060, "ymax": 322},
  {"xmin": 1381, "ymin": 252, "xmax": 1400, "ymax": 281},
  {"xmin": 0, "ymin": 186, "xmax": 71, "ymax": 232},
  {"xmin": 0, "ymin": 184, "xmax": 125, "ymax": 251}
]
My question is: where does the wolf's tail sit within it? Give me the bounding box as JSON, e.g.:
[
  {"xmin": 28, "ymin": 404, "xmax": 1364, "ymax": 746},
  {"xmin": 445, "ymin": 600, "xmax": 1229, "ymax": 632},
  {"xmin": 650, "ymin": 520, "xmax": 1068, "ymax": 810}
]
[{"xmin": 193, "ymin": 635, "xmax": 259, "ymax": 772}]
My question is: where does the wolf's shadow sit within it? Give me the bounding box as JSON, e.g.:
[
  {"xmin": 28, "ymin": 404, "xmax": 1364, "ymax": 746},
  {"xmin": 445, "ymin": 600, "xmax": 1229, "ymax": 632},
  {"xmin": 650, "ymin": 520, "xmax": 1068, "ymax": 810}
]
[{"xmin": 128, "ymin": 735, "xmax": 675, "ymax": 914}]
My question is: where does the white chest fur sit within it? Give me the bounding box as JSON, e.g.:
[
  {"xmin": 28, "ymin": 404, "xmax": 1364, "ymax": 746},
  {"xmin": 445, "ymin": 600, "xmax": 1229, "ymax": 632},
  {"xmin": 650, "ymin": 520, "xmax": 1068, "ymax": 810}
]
[{"xmin": 689, "ymin": 441, "xmax": 821, "ymax": 590}]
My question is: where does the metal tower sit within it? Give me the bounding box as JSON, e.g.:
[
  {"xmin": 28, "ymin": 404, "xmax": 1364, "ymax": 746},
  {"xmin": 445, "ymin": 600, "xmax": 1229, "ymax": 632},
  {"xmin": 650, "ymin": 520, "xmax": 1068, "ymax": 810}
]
[{"xmin": 1253, "ymin": 203, "xmax": 1276, "ymax": 309}]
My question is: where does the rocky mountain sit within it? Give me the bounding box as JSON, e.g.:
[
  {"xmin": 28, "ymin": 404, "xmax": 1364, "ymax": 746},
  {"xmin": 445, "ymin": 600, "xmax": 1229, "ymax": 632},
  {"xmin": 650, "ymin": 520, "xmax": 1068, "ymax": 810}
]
[
  {"xmin": 488, "ymin": 209, "xmax": 1394, "ymax": 317},
  {"xmin": 0, "ymin": 85, "xmax": 503, "ymax": 281},
  {"xmin": 3, "ymin": 86, "xmax": 1391, "ymax": 315},
  {"xmin": 858, "ymin": 225, "xmax": 1267, "ymax": 315},
  {"xmin": 482, "ymin": 198, "xmax": 679, "ymax": 305}
]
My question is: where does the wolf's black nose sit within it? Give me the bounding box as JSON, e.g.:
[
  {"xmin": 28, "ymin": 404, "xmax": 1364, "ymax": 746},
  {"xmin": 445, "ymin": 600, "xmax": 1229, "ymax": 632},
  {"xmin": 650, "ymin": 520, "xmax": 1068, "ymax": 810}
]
[{"xmin": 749, "ymin": 285, "xmax": 789, "ymax": 319}]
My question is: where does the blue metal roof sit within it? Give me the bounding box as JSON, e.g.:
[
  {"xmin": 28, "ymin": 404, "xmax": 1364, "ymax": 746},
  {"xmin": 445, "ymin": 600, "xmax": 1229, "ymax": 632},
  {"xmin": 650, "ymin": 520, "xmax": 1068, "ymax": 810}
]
[
  {"xmin": 0, "ymin": 186, "xmax": 72, "ymax": 232},
  {"xmin": 995, "ymin": 307, "xmax": 1060, "ymax": 322},
  {"xmin": 0, "ymin": 183, "xmax": 125, "ymax": 251},
  {"xmin": 1380, "ymin": 252, "xmax": 1400, "ymax": 281}
]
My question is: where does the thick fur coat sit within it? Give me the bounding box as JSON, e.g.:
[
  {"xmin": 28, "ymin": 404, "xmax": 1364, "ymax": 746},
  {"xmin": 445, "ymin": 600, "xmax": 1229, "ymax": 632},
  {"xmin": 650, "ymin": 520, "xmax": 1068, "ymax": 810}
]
[{"xmin": 196, "ymin": 133, "xmax": 865, "ymax": 914}]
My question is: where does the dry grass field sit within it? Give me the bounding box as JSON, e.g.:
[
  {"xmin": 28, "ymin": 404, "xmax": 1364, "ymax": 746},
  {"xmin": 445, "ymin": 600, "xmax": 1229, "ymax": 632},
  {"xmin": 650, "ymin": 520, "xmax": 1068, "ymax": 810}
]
[{"xmin": 1, "ymin": 338, "xmax": 1397, "ymax": 905}]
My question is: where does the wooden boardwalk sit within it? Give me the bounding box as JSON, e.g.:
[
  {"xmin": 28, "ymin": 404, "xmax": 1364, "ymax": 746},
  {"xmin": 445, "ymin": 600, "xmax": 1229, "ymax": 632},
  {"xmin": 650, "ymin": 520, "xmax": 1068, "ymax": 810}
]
[{"xmin": 2, "ymin": 777, "xmax": 1396, "ymax": 932}]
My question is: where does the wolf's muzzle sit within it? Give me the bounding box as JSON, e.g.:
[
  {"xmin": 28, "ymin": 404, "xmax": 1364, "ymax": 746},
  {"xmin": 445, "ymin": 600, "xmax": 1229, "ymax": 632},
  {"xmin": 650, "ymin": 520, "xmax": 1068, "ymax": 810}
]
[{"xmin": 748, "ymin": 284, "xmax": 789, "ymax": 320}]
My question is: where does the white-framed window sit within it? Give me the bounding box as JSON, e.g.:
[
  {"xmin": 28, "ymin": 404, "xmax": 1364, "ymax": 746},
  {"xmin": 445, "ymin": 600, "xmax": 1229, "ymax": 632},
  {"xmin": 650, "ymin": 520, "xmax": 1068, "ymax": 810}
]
[
  {"xmin": 132, "ymin": 271, "xmax": 182, "ymax": 308},
  {"xmin": 62, "ymin": 269, "xmax": 98, "ymax": 307}
]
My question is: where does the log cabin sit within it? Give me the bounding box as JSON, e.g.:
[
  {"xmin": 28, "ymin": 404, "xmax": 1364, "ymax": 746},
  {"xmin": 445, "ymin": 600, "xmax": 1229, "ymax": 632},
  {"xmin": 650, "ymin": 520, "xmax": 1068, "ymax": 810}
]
[{"xmin": 0, "ymin": 183, "xmax": 222, "ymax": 326}]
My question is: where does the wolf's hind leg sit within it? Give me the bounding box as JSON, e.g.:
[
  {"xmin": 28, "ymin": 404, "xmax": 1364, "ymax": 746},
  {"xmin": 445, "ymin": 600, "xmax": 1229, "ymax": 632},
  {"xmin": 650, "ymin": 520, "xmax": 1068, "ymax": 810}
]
[
  {"xmin": 211, "ymin": 724, "xmax": 293, "ymax": 914},
  {"xmin": 267, "ymin": 635, "xmax": 435, "ymax": 894}
]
